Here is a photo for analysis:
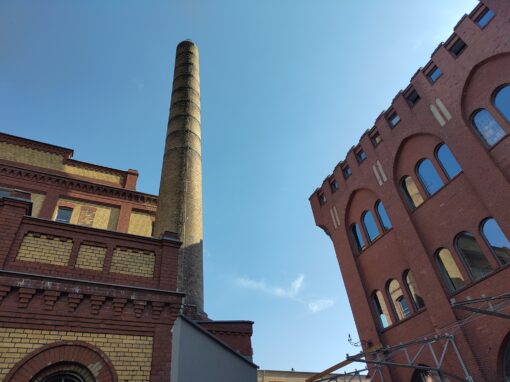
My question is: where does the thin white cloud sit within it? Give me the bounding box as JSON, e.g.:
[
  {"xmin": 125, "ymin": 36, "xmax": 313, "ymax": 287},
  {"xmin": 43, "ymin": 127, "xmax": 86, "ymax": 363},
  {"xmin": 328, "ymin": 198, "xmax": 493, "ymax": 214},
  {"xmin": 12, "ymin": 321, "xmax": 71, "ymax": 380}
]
[
  {"xmin": 308, "ymin": 299, "xmax": 334, "ymax": 313},
  {"xmin": 236, "ymin": 274, "xmax": 304, "ymax": 299},
  {"xmin": 236, "ymin": 274, "xmax": 334, "ymax": 313}
]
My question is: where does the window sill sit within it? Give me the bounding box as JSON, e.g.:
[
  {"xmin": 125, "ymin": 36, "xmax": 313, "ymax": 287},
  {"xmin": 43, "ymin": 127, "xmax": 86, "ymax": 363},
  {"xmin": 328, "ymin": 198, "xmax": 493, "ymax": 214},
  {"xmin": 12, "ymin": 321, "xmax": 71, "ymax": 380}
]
[
  {"xmin": 379, "ymin": 307, "xmax": 427, "ymax": 333},
  {"xmin": 356, "ymin": 228, "xmax": 394, "ymax": 255},
  {"xmin": 488, "ymin": 133, "xmax": 510, "ymax": 152},
  {"xmin": 449, "ymin": 261, "xmax": 510, "ymax": 298}
]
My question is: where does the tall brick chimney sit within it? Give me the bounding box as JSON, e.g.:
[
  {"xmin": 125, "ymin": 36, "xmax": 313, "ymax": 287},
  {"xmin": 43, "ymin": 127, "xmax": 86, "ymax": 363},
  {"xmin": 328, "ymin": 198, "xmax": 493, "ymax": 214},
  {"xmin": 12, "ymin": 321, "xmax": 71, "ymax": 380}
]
[{"xmin": 154, "ymin": 40, "xmax": 204, "ymax": 315}]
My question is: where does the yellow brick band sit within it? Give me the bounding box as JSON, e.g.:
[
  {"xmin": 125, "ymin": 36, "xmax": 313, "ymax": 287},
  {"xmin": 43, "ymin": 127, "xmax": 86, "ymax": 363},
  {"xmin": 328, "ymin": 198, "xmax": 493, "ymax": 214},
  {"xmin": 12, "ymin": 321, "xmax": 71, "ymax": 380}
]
[
  {"xmin": 128, "ymin": 211, "xmax": 154, "ymax": 237},
  {"xmin": 17, "ymin": 233, "xmax": 73, "ymax": 266},
  {"xmin": 76, "ymin": 244, "xmax": 107, "ymax": 271},
  {"xmin": 111, "ymin": 248, "xmax": 155, "ymax": 278},
  {"xmin": 0, "ymin": 327, "xmax": 153, "ymax": 381}
]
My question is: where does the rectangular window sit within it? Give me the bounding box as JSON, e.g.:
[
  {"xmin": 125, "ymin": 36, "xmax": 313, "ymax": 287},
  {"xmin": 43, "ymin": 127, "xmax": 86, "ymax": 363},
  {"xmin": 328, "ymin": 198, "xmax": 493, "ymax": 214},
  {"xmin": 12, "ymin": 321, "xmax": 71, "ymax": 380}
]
[
  {"xmin": 475, "ymin": 8, "xmax": 494, "ymax": 28},
  {"xmin": 387, "ymin": 111, "xmax": 401, "ymax": 128},
  {"xmin": 318, "ymin": 192, "xmax": 326, "ymax": 206},
  {"xmin": 405, "ymin": 89, "xmax": 420, "ymax": 107},
  {"xmin": 55, "ymin": 207, "xmax": 73, "ymax": 223},
  {"xmin": 329, "ymin": 179, "xmax": 339, "ymax": 193},
  {"xmin": 427, "ymin": 65, "xmax": 442, "ymax": 83},
  {"xmin": 356, "ymin": 149, "xmax": 367, "ymax": 163},
  {"xmin": 448, "ymin": 38, "xmax": 467, "ymax": 58},
  {"xmin": 370, "ymin": 131, "xmax": 382, "ymax": 146},
  {"xmin": 342, "ymin": 165, "xmax": 352, "ymax": 179}
]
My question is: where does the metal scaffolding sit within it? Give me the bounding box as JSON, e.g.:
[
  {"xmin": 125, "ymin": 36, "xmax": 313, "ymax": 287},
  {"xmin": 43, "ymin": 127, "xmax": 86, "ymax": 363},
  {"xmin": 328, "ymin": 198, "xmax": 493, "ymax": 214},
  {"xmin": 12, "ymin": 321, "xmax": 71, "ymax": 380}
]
[{"xmin": 451, "ymin": 293, "xmax": 510, "ymax": 320}]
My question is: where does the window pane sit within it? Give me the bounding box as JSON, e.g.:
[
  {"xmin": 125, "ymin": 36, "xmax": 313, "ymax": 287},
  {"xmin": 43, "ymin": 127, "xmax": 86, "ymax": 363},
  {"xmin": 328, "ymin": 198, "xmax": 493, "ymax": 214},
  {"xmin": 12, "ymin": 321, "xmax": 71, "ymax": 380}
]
[
  {"xmin": 351, "ymin": 224, "xmax": 366, "ymax": 252},
  {"xmin": 476, "ymin": 8, "xmax": 494, "ymax": 28},
  {"xmin": 437, "ymin": 249, "xmax": 466, "ymax": 291},
  {"xmin": 388, "ymin": 279, "xmax": 410, "ymax": 320},
  {"xmin": 402, "ymin": 176, "xmax": 424, "ymax": 209},
  {"xmin": 55, "ymin": 207, "xmax": 73, "ymax": 223},
  {"xmin": 417, "ymin": 159, "xmax": 444, "ymax": 195},
  {"xmin": 374, "ymin": 290, "xmax": 392, "ymax": 328},
  {"xmin": 362, "ymin": 211, "xmax": 381, "ymax": 242},
  {"xmin": 405, "ymin": 271, "xmax": 425, "ymax": 309},
  {"xmin": 494, "ymin": 85, "xmax": 510, "ymax": 123},
  {"xmin": 436, "ymin": 144, "xmax": 462, "ymax": 179},
  {"xmin": 376, "ymin": 201, "xmax": 392, "ymax": 230},
  {"xmin": 428, "ymin": 66, "xmax": 442, "ymax": 82},
  {"xmin": 472, "ymin": 109, "xmax": 506, "ymax": 146},
  {"xmin": 482, "ymin": 218, "xmax": 510, "ymax": 265},
  {"xmin": 456, "ymin": 232, "xmax": 492, "ymax": 280}
]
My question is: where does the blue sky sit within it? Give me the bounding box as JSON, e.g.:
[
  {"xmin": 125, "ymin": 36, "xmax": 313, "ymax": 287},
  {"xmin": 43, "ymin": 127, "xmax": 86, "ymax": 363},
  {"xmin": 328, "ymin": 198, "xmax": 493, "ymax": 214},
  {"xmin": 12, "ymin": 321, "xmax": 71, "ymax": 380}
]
[{"xmin": 0, "ymin": 0, "xmax": 478, "ymax": 374}]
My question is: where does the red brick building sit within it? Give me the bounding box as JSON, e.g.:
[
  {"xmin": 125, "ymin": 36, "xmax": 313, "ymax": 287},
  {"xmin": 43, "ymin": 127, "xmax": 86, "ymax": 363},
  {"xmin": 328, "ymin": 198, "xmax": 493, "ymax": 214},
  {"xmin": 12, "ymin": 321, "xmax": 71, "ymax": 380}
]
[
  {"xmin": 0, "ymin": 40, "xmax": 256, "ymax": 382},
  {"xmin": 310, "ymin": 1, "xmax": 510, "ymax": 381}
]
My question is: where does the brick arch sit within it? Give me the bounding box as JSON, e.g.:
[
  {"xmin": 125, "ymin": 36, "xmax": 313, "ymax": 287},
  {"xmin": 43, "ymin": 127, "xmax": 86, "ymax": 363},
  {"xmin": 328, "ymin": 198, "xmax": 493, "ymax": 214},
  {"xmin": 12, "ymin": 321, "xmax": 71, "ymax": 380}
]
[
  {"xmin": 391, "ymin": 132, "xmax": 445, "ymax": 195},
  {"xmin": 5, "ymin": 341, "xmax": 118, "ymax": 382},
  {"xmin": 461, "ymin": 52, "xmax": 510, "ymax": 126},
  {"xmin": 344, "ymin": 187, "xmax": 382, "ymax": 229}
]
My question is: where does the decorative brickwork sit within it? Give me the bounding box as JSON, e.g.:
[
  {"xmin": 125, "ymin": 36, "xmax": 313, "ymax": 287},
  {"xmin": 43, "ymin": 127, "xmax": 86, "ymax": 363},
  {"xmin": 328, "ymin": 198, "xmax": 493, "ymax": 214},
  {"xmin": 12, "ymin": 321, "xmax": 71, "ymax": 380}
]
[
  {"xmin": 17, "ymin": 232, "xmax": 72, "ymax": 266},
  {"xmin": 111, "ymin": 248, "xmax": 155, "ymax": 278},
  {"xmin": 76, "ymin": 244, "xmax": 107, "ymax": 271},
  {"xmin": 0, "ymin": 328, "xmax": 152, "ymax": 381},
  {"xmin": 55, "ymin": 198, "xmax": 120, "ymax": 231}
]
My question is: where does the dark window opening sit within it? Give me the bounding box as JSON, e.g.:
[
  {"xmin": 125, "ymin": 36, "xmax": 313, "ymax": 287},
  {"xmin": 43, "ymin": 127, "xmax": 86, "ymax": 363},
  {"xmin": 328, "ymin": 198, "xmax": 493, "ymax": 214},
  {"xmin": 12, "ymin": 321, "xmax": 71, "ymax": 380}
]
[
  {"xmin": 436, "ymin": 143, "xmax": 462, "ymax": 180},
  {"xmin": 342, "ymin": 165, "xmax": 352, "ymax": 179},
  {"xmin": 472, "ymin": 109, "xmax": 506, "ymax": 147},
  {"xmin": 362, "ymin": 211, "xmax": 381, "ymax": 242},
  {"xmin": 370, "ymin": 131, "xmax": 382, "ymax": 146},
  {"xmin": 475, "ymin": 8, "xmax": 494, "ymax": 28},
  {"xmin": 416, "ymin": 159, "xmax": 444, "ymax": 196},
  {"xmin": 318, "ymin": 192, "xmax": 326, "ymax": 206},
  {"xmin": 456, "ymin": 232, "xmax": 492, "ymax": 281},
  {"xmin": 356, "ymin": 149, "xmax": 367, "ymax": 163},
  {"xmin": 351, "ymin": 223, "xmax": 366, "ymax": 253},
  {"xmin": 449, "ymin": 38, "xmax": 467, "ymax": 57},
  {"xmin": 427, "ymin": 65, "xmax": 442, "ymax": 83},
  {"xmin": 55, "ymin": 207, "xmax": 73, "ymax": 224},
  {"xmin": 405, "ymin": 89, "xmax": 421, "ymax": 107},
  {"xmin": 329, "ymin": 179, "xmax": 339, "ymax": 193},
  {"xmin": 481, "ymin": 218, "xmax": 510, "ymax": 265},
  {"xmin": 436, "ymin": 248, "xmax": 467, "ymax": 292},
  {"xmin": 494, "ymin": 84, "xmax": 510, "ymax": 123},
  {"xmin": 375, "ymin": 201, "xmax": 392, "ymax": 230},
  {"xmin": 387, "ymin": 111, "xmax": 401, "ymax": 128}
]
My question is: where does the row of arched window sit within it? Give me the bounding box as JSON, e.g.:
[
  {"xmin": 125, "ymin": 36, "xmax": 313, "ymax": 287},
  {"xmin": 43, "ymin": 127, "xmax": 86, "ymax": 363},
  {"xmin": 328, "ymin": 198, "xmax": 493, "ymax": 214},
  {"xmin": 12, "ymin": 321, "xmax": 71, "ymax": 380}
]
[
  {"xmin": 350, "ymin": 201, "xmax": 392, "ymax": 252},
  {"xmin": 401, "ymin": 143, "xmax": 462, "ymax": 209},
  {"xmin": 436, "ymin": 217, "xmax": 510, "ymax": 292},
  {"xmin": 372, "ymin": 270, "xmax": 425, "ymax": 329},
  {"xmin": 472, "ymin": 84, "xmax": 510, "ymax": 147}
]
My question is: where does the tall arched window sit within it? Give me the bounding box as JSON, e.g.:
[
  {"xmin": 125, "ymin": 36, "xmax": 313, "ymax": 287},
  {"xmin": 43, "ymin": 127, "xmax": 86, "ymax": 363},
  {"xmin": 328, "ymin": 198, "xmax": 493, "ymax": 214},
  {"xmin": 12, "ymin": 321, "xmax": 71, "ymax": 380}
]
[
  {"xmin": 455, "ymin": 232, "xmax": 492, "ymax": 280},
  {"xmin": 436, "ymin": 248, "xmax": 466, "ymax": 292},
  {"xmin": 351, "ymin": 223, "xmax": 366, "ymax": 253},
  {"xmin": 388, "ymin": 279, "xmax": 411, "ymax": 321},
  {"xmin": 494, "ymin": 84, "xmax": 510, "ymax": 123},
  {"xmin": 375, "ymin": 200, "xmax": 392, "ymax": 230},
  {"xmin": 372, "ymin": 290, "xmax": 392, "ymax": 329},
  {"xmin": 404, "ymin": 270, "xmax": 425, "ymax": 309},
  {"xmin": 362, "ymin": 211, "xmax": 381, "ymax": 242},
  {"xmin": 481, "ymin": 218, "xmax": 510, "ymax": 265},
  {"xmin": 472, "ymin": 109, "xmax": 506, "ymax": 146},
  {"xmin": 436, "ymin": 144, "xmax": 462, "ymax": 179},
  {"xmin": 417, "ymin": 159, "xmax": 444, "ymax": 196},
  {"xmin": 401, "ymin": 176, "xmax": 424, "ymax": 209}
]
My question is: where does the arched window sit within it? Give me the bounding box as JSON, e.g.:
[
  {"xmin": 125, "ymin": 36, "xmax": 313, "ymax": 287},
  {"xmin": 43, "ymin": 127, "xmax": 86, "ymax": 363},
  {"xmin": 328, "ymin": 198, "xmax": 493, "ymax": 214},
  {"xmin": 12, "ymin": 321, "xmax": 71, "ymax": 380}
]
[
  {"xmin": 436, "ymin": 248, "xmax": 466, "ymax": 292},
  {"xmin": 362, "ymin": 211, "xmax": 381, "ymax": 242},
  {"xmin": 481, "ymin": 218, "xmax": 510, "ymax": 265},
  {"xmin": 455, "ymin": 232, "xmax": 492, "ymax": 281},
  {"xmin": 436, "ymin": 144, "xmax": 462, "ymax": 179},
  {"xmin": 44, "ymin": 374, "xmax": 84, "ymax": 382},
  {"xmin": 502, "ymin": 337, "xmax": 510, "ymax": 382},
  {"xmin": 404, "ymin": 270, "xmax": 425, "ymax": 309},
  {"xmin": 472, "ymin": 109, "xmax": 506, "ymax": 147},
  {"xmin": 494, "ymin": 84, "xmax": 510, "ymax": 123},
  {"xmin": 372, "ymin": 290, "xmax": 392, "ymax": 329},
  {"xmin": 375, "ymin": 200, "xmax": 392, "ymax": 230},
  {"xmin": 401, "ymin": 176, "xmax": 424, "ymax": 209},
  {"xmin": 417, "ymin": 159, "xmax": 444, "ymax": 196},
  {"xmin": 388, "ymin": 279, "xmax": 411, "ymax": 321},
  {"xmin": 411, "ymin": 368, "xmax": 443, "ymax": 382},
  {"xmin": 351, "ymin": 223, "xmax": 366, "ymax": 253}
]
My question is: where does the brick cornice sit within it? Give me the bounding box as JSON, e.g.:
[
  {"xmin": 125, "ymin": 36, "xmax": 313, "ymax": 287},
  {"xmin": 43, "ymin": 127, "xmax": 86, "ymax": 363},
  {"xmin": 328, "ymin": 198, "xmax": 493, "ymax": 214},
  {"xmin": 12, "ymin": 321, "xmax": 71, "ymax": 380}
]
[{"xmin": 0, "ymin": 163, "xmax": 158, "ymax": 205}]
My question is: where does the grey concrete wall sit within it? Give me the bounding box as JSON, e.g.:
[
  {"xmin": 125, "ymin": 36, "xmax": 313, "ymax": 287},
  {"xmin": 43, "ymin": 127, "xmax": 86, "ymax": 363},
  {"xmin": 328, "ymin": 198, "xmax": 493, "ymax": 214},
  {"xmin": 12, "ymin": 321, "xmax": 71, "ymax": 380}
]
[{"xmin": 171, "ymin": 316, "xmax": 258, "ymax": 382}]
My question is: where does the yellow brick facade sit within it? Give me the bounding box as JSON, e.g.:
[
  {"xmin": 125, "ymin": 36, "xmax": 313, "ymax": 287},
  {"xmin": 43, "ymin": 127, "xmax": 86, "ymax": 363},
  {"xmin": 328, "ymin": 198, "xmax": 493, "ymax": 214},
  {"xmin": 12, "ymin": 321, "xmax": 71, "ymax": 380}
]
[
  {"xmin": 17, "ymin": 233, "xmax": 73, "ymax": 266},
  {"xmin": 54, "ymin": 198, "xmax": 120, "ymax": 231},
  {"xmin": 30, "ymin": 192, "xmax": 45, "ymax": 217},
  {"xmin": 128, "ymin": 210, "xmax": 154, "ymax": 237},
  {"xmin": 76, "ymin": 244, "xmax": 107, "ymax": 271},
  {"xmin": 111, "ymin": 248, "xmax": 155, "ymax": 278},
  {"xmin": 0, "ymin": 141, "xmax": 123, "ymax": 185},
  {"xmin": 0, "ymin": 327, "xmax": 153, "ymax": 381}
]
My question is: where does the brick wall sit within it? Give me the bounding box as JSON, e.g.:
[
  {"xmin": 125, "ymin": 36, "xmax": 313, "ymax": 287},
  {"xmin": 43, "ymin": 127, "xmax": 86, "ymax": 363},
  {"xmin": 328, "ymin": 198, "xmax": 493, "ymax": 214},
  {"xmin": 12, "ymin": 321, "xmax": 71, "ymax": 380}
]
[
  {"xmin": 111, "ymin": 248, "xmax": 155, "ymax": 278},
  {"xmin": 17, "ymin": 233, "xmax": 73, "ymax": 266},
  {"xmin": 76, "ymin": 244, "xmax": 107, "ymax": 271}
]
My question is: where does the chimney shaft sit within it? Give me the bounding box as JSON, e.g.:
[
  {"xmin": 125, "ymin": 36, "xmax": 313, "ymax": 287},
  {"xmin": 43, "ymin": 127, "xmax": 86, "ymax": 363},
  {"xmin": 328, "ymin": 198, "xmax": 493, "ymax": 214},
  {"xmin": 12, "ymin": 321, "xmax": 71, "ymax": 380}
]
[{"xmin": 154, "ymin": 40, "xmax": 204, "ymax": 313}]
